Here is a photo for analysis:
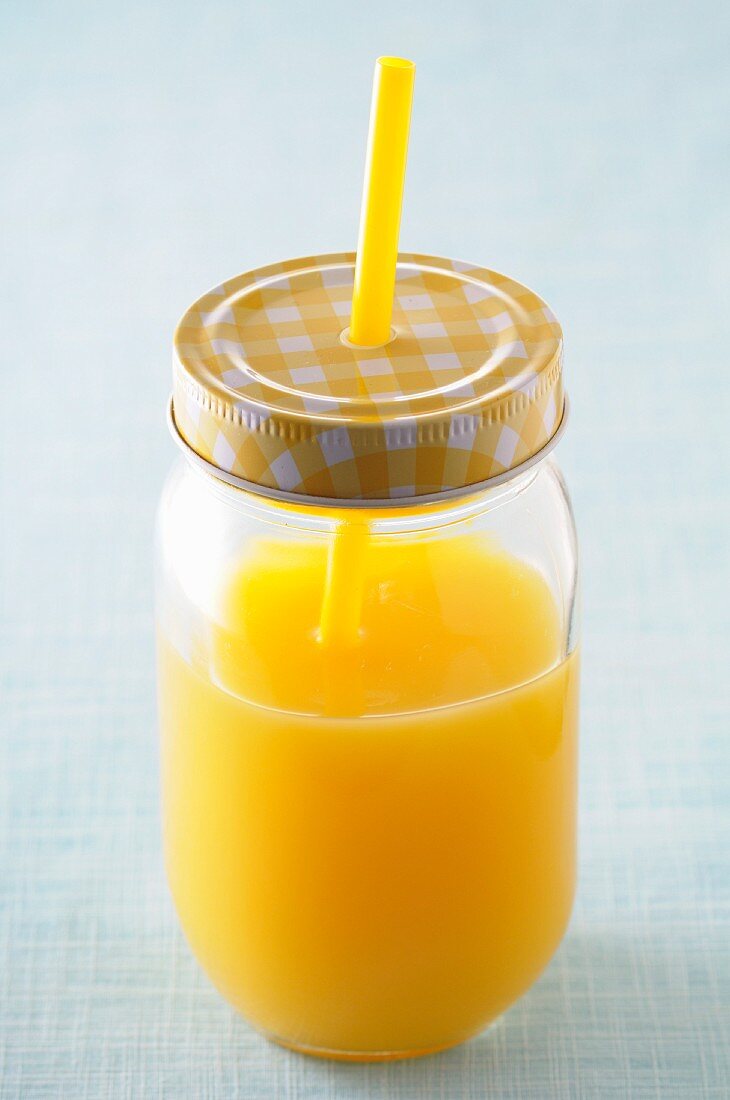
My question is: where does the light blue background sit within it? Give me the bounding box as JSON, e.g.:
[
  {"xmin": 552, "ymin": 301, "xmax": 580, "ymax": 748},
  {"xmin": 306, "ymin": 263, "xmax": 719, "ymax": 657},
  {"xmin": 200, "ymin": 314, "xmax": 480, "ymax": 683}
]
[{"xmin": 2, "ymin": 1, "xmax": 729, "ymax": 1096}]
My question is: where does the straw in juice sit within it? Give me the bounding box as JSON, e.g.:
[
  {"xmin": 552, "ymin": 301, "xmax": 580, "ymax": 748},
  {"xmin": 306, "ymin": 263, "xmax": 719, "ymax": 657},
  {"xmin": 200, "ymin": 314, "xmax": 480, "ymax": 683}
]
[{"xmin": 318, "ymin": 57, "xmax": 415, "ymax": 656}]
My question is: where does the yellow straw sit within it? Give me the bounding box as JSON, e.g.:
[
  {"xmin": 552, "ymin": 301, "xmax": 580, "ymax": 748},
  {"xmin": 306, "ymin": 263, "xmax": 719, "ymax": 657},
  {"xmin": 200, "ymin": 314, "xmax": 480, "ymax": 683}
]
[
  {"xmin": 317, "ymin": 57, "xmax": 415, "ymax": 679},
  {"xmin": 318, "ymin": 515, "xmax": 369, "ymax": 716},
  {"xmin": 349, "ymin": 56, "xmax": 416, "ymax": 347},
  {"xmin": 319, "ymin": 516, "xmax": 370, "ymax": 650}
]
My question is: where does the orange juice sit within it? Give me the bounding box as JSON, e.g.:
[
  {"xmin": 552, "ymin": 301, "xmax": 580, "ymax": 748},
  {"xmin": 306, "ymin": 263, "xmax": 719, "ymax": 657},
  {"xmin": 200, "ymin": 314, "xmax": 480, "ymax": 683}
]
[{"xmin": 158, "ymin": 528, "xmax": 578, "ymax": 1058}]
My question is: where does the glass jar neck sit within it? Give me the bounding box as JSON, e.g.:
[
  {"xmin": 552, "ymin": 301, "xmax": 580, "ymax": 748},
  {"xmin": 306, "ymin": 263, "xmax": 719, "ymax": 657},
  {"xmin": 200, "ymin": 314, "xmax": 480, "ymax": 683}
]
[{"xmin": 182, "ymin": 454, "xmax": 548, "ymax": 536}]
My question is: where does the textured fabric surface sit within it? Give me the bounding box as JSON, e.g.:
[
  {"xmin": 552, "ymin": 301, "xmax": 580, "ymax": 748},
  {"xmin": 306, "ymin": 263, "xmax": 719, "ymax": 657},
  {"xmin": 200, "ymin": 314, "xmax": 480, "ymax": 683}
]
[{"xmin": 1, "ymin": 1, "xmax": 728, "ymax": 1097}]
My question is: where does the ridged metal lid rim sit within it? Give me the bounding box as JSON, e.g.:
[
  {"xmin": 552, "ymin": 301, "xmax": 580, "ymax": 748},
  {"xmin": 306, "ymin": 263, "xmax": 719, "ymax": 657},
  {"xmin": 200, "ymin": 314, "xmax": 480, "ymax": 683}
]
[{"xmin": 167, "ymin": 394, "xmax": 569, "ymax": 509}]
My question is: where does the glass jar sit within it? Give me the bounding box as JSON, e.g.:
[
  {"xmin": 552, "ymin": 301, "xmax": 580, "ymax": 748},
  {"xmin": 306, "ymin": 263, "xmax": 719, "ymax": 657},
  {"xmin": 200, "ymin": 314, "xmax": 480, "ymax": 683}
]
[
  {"xmin": 158, "ymin": 252, "xmax": 579, "ymax": 1060},
  {"xmin": 156, "ymin": 449, "xmax": 579, "ymax": 1059}
]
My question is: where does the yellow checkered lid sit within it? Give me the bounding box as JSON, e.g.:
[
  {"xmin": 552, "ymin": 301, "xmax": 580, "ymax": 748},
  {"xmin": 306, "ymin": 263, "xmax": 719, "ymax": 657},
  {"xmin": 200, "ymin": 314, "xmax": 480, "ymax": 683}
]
[{"xmin": 172, "ymin": 252, "xmax": 564, "ymax": 502}]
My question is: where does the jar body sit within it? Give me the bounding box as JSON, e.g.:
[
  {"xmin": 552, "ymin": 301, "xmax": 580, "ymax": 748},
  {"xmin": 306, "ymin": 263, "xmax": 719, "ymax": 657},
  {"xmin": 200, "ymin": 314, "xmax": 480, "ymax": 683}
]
[{"xmin": 156, "ymin": 458, "xmax": 580, "ymax": 1059}]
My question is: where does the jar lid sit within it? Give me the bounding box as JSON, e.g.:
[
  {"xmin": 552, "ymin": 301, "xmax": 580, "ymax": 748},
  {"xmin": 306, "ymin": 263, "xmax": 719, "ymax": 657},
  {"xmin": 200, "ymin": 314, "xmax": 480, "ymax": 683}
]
[{"xmin": 172, "ymin": 252, "xmax": 564, "ymax": 502}]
